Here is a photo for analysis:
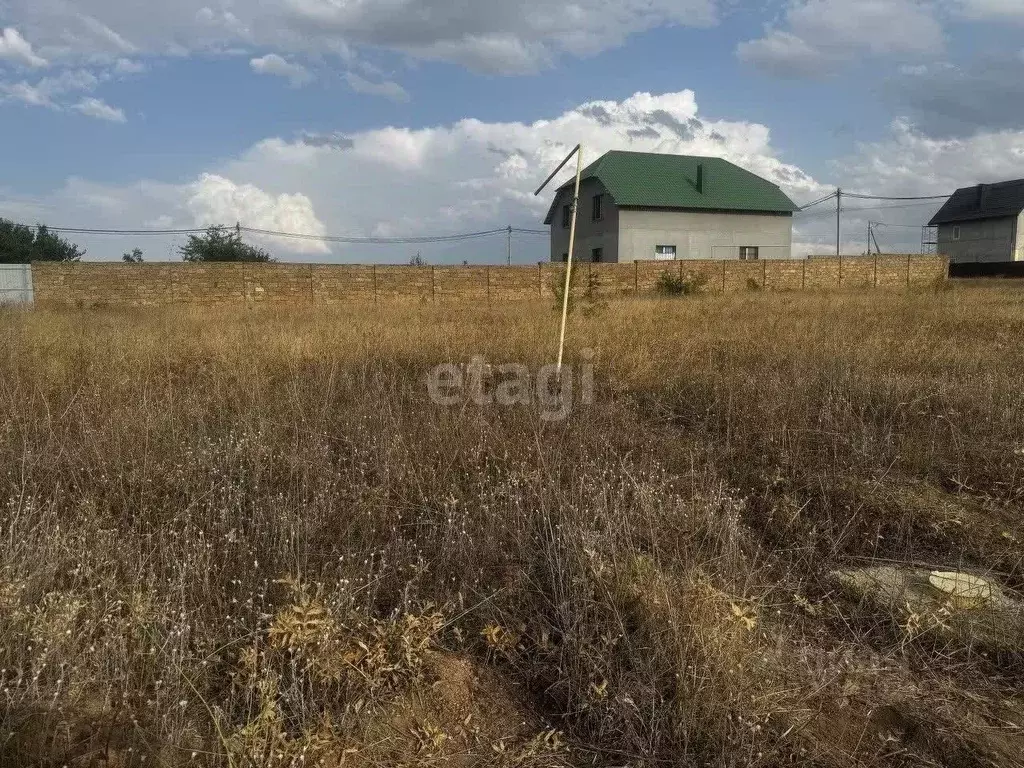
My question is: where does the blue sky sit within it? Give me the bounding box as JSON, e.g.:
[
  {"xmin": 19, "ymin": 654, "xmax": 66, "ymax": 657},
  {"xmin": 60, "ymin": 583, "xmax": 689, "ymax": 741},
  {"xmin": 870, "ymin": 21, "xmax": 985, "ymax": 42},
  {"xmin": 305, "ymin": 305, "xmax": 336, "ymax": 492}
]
[{"xmin": 2, "ymin": 0, "xmax": 1024, "ymax": 262}]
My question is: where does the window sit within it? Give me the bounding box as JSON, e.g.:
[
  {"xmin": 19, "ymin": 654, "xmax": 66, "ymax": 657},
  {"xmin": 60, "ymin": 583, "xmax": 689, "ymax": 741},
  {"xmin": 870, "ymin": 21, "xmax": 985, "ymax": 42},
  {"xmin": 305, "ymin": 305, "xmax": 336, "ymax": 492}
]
[
  {"xmin": 654, "ymin": 245, "xmax": 676, "ymax": 261},
  {"xmin": 953, "ymin": 226, "xmax": 961, "ymax": 241},
  {"xmin": 591, "ymin": 247, "xmax": 603, "ymax": 263},
  {"xmin": 739, "ymin": 246, "xmax": 759, "ymax": 261},
  {"xmin": 562, "ymin": 205, "xmax": 572, "ymax": 228},
  {"xmin": 561, "ymin": 253, "xmax": 569, "ymax": 263},
  {"xmin": 592, "ymin": 194, "xmax": 604, "ymax": 221}
]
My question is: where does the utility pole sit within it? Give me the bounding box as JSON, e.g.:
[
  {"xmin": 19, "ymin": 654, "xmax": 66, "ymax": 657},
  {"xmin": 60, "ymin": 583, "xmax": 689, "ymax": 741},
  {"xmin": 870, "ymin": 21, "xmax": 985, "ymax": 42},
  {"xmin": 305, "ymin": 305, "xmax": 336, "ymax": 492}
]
[
  {"xmin": 507, "ymin": 225, "xmax": 512, "ymax": 266},
  {"xmin": 835, "ymin": 188, "xmax": 842, "ymax": 258},
  {"xmin": 869, "ymin": 222, "xmax": 882, "ymax": 255}
]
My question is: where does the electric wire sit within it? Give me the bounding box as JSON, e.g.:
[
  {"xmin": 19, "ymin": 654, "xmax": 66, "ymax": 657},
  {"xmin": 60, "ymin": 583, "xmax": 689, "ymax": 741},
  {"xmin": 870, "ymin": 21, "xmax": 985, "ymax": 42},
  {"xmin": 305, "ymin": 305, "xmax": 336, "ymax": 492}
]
[
  {"xmin": 3, "ymin": 188, "xmax": 955, "ymax": 244},
  {"xmin": 6, "ymin": 221, "xmax": 549, "ymax": 244}
]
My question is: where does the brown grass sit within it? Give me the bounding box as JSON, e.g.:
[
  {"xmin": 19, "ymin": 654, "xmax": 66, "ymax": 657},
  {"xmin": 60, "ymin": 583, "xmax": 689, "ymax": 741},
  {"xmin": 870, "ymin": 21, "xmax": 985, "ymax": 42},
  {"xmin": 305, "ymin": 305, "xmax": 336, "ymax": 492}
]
[{"xmin": 1, "ymin": 284, "xmax": 1024, "ymax": 767}]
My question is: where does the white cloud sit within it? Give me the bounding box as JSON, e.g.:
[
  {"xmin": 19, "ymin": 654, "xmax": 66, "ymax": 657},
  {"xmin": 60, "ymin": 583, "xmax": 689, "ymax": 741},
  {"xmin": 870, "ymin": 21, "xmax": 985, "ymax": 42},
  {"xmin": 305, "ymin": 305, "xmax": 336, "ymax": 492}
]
[
  {"xmin": 73, "ymin": 96, "xmax": 126, "ymax": 122},
  {"xmin": 786, "ymin": 119, "xmax": 1024, "ymax": 256},
  {"xmin": 738, "ymin": 0, "xmax": 944, "ymax": 77},
  {"xmin": 885, "ymin": 58, "xmax": 1024, "ymax": 137},
  {"xmin": 187, "ymin": 174, "xmax": 329, "ymax": 254},
  {"xmin": 0, "ymin": 68, "xmax": 99, "ymax": 108},
  {"xmin": 6, "ymin": 87, "xmax": 1022, "ymax": 261},
  {"xmin": 954, "ymin": 0, "xmax": 1024, "ymax": 23},
  {"xmin": 344, "ymin": 72, "xmax": 409, "ymax": 102},
  {"xmin": 840, "ymin": 119, "xmax": 1024, "ymax": 195},
  {"xmin": 736, "ymin": 31, "xmax": 827, "ymax": 78},
  {"xmin": 114, "ymin": 57, "xmax": 146, "ymax": 74},
  {"xmin": 0, "ymin": 81, "xmax": 53, "ymax": 107},
  {"xmin": 0, "ymin": 27, "xmax": 48, "ymax": 68},
  {"xmin": 75, "ymin": 13, "xmax": 138, "ymax": 54},
  {"xmin": 0, "ymin": 89, "xmax": 832, "ymax": 262},
  {"xmin": 250, "ymin": 53, "xmax": 313, "ymax": 86},
  {"xmin": 4, "ymin": 0, "xmax": 718, "ymax": 73}
]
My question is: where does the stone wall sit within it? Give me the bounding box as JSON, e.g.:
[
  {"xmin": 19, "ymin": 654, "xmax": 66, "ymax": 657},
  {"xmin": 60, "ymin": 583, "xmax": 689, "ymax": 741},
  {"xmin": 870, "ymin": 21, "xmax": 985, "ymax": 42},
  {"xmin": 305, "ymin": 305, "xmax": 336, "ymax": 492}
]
[{"xmin": 30, "ymin": 255, "xmax": 949, "ymax": 308}]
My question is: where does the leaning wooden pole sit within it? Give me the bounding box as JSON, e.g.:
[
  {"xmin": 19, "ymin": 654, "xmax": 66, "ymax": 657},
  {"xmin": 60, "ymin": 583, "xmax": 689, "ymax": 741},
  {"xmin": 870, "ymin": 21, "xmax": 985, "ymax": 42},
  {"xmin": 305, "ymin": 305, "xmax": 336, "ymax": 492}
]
[
  {"xmin": 556, "ymin": 147, "xmax": 583, "ymax": 375},
  {"xmin": 533, "ymin": 143, "xmax": 584, "ymax": 376}
]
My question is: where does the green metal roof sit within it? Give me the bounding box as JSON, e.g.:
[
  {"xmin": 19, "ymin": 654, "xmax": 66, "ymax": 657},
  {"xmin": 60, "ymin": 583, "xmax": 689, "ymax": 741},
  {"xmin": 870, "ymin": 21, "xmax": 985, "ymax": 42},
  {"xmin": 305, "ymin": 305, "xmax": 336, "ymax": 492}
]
[{"xmin": 543, "ymin": 151, "xmax": 798, "ymax": 223}]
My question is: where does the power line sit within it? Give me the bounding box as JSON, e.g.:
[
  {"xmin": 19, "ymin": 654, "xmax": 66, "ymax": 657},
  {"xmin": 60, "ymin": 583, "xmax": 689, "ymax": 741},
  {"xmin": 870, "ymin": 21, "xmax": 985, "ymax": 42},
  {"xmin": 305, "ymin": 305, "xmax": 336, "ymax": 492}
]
[
  {"xmin": 795, "ymin": 189, "xmax": 951, "ymax": 211},
  {"xmin": 866, "ymin": 221, "xmax": 928, "ymax": 228},
  {"xmin": 796, "ymin": 199, "xmax": 945, "ymax": 219},
  {"xmin": 8, "ymin": 220, "xmax": 549, "ymax": 245},
  {"xmin": 842, "ymin": 200, "xmax": 948, "ymax": 212},
  {"xmin": 6, "ymin": 187, "xmax": 953, "ymax": 249},
  {"xmin": 239, "ymin": 225, "xmax": 508, "ymax": 245},
  {"xmin": 845, "ymin": 192, "xmax": 952, "ymax": 201},
  {"xmin": 797, "ymin": 192, "xmax": 837, "ymax": 211},
  {"xmin": 30, "ymin": 226, "xmax": 212, "ymax": 236}
]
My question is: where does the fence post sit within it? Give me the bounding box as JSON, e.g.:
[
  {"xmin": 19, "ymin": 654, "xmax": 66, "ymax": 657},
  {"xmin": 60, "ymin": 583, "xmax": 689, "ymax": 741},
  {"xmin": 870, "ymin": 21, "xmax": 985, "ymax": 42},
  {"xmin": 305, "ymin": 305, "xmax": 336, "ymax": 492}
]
[
  {"xmin": 801, "ymin": 260, "xmax": 806, "ymax": 290},
  {"xmin": 762, "ymin": 259, "xmax": 767, "ymax": 290},
  {"xmin": 838, "ymin": 255, "xmax": 843, "ymax": 288},
  {"xmin": 431, "ymin": 266, "xmax": 436, "ymax": 303},
  {"xmin": 873, "ymin": 255, "xmax": 878, "ymax": 288},
  {"xmin": 634, "ymin": 261, "xmax": 639, "ymax": 294},
  {"xmin": 308, "ymin": 264, "xmax": 314, "ymax": 305},
  {"xmin": 372, "ymin": 264, "xmax": 377, "ymax": 304}
]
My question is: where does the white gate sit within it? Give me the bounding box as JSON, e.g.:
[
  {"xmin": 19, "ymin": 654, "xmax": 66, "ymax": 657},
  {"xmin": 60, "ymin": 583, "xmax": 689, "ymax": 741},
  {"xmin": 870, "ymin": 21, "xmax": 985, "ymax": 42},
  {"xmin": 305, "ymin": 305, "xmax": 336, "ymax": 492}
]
[{"xmin": 0, "ymin": 264, "xmax": 33, "ymax": 304}]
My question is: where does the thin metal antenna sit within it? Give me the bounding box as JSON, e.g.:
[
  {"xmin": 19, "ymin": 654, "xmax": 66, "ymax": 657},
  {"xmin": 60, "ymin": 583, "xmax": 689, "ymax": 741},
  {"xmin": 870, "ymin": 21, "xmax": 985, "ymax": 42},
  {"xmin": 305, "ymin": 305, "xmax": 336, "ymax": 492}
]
[{"xmin": 534, "ymin": 144, "xmax": 584, "ymax": 376}]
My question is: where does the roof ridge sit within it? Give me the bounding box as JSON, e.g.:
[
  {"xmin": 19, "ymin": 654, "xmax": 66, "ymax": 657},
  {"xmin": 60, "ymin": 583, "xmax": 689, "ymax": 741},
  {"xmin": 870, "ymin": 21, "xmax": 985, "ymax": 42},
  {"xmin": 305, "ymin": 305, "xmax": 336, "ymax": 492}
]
[
  {"xmin": 544, "ymin": 149, "xmax": 798, "ymax": 223},
  {"xmin": 603, "ymin": 149, "xmax": 722, "ymax": 159}
]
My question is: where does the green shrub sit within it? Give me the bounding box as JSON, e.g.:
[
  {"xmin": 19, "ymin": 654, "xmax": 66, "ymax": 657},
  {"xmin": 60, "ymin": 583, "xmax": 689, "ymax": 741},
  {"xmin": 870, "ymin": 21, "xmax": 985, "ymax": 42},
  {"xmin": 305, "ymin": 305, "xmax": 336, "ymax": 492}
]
[{"xmin": 657, "ymin": 269, "xmax": 709, "ymax": 296}]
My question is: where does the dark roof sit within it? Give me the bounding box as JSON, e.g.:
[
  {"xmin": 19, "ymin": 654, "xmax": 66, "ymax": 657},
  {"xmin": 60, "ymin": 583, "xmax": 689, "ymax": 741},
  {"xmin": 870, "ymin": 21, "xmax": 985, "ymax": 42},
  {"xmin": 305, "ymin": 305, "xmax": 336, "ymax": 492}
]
[
  {"xmin": 929, "ymin": 179, "xmax": 1024, "ymax": 225},
  {"xmin": 543, "ymin": 151, "xmax": 798, "ymax": 224}
]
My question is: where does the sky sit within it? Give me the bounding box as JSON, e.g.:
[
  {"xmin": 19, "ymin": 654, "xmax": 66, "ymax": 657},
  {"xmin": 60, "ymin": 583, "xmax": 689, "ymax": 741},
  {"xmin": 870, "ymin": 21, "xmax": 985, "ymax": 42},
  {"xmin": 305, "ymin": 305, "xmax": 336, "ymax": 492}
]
[{"xmin": 2, "ymin": 0, "xmax": 1024, "ymax": 263}]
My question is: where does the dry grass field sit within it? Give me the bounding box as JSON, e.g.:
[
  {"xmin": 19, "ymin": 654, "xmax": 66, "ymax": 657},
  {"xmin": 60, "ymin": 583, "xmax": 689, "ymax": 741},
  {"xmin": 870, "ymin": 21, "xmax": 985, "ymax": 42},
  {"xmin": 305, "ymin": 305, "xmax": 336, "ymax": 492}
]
[{"xmin": 1, "ymin": 284, "xmax": 1024, "ymax": 767}]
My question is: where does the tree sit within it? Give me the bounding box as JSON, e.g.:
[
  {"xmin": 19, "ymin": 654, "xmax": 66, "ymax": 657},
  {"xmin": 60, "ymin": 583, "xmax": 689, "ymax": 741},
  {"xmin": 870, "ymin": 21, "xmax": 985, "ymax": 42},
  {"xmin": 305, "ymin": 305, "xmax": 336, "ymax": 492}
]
[
  {"xmin": 410, "ymin": 251, "xmax": 427, "ymax": 266},
  {"xmin": 0, "ymin": 218, "xmax": 85, "ymax": 263},
  {"xmin": 179, "ymin": 226, "xmax": 273, "ymax": 263},
  {"xmin": 122, "ymin": 248, "xmax": 144, "ymax": 263}
]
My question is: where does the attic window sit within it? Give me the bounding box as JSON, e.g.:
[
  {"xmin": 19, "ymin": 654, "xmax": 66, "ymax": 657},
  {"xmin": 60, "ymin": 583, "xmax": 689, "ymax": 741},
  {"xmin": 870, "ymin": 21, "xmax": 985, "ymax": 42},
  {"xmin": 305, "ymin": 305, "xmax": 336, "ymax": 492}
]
[
  {"xmin": 592, "ymin": 194, "xmax": 604, "ymax": 221},
  {"xmin": 953, "ymin": 226, "xmax": 961, "ymax": 241},
  {"xmin": 562, "ymin": 205, "xmax": 572, "ymax": 228}
]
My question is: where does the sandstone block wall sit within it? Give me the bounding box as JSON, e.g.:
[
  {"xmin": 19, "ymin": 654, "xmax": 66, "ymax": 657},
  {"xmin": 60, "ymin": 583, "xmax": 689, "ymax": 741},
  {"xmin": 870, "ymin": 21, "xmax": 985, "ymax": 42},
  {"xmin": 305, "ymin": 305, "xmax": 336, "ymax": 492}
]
[{"xmin": 30, "ymin": 255, "xmax": 948, "ymax": 308}]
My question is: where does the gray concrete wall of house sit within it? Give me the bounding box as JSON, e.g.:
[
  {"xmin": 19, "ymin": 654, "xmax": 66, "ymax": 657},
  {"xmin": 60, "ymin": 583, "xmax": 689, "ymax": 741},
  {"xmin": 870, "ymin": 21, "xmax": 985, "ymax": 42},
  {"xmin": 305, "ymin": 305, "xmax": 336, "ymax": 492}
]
[
  {"xmin": 616, "ymin": 209, "xmax": 794, "ymax": 262},
  {"xmin": 548, "ymin": 179, "xmax": 619, "ymax": 263},
  {"xmin": 937, "ymin": 217, "xmax": 1017, "ymax": 263}
]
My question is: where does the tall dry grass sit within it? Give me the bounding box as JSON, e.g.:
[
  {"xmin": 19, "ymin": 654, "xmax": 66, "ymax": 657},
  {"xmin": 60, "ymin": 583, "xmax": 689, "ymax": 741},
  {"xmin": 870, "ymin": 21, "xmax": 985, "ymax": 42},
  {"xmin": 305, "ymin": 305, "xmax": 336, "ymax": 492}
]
[{"xmin": 1, "ymin": 284, "xmax": 1023, "ymax": 767}]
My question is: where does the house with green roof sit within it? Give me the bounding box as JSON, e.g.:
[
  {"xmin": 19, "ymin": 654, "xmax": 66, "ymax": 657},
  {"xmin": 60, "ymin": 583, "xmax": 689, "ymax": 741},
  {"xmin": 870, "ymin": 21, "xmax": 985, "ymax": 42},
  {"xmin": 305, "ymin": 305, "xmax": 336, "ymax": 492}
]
[{"xmin": 543, "ymin": 151, "xmax": 798, "ymax": 263}]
